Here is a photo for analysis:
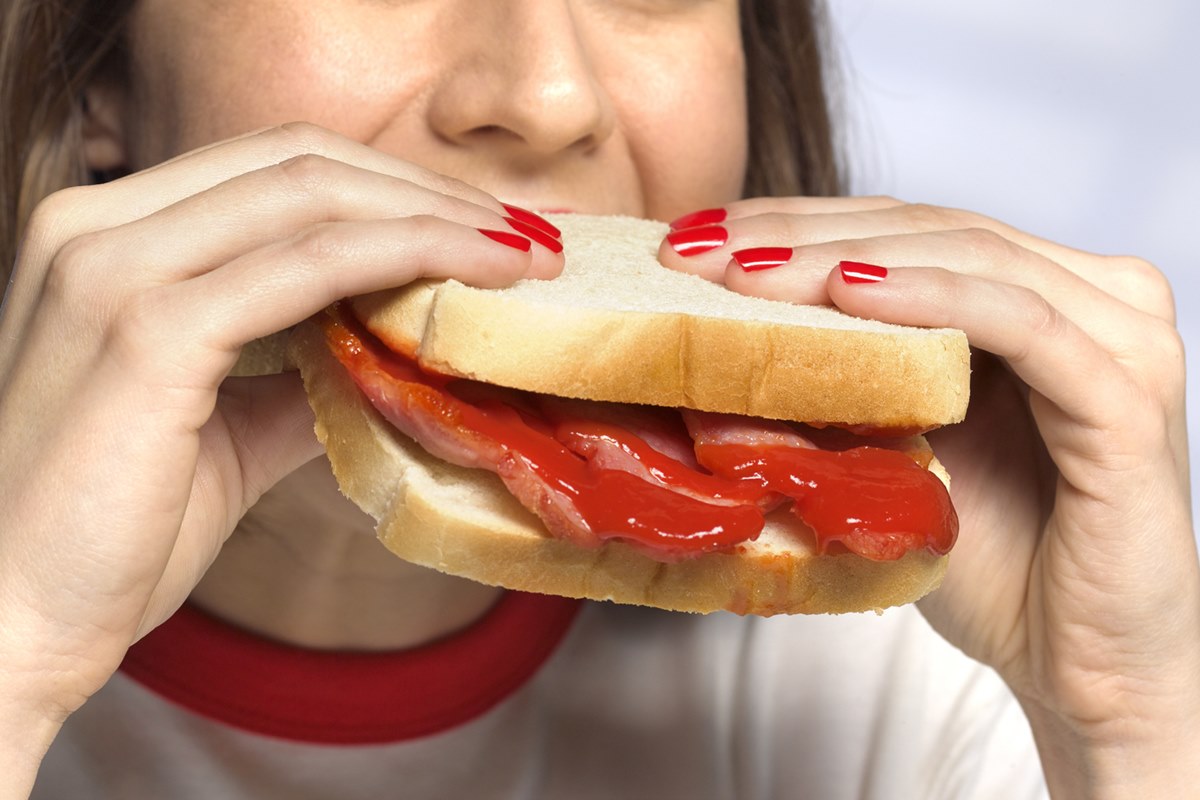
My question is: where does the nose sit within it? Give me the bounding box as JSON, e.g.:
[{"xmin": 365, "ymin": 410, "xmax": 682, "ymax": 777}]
[{"xmin": 425, "ymin": 1, "xmax": 616, "ymax": 160}]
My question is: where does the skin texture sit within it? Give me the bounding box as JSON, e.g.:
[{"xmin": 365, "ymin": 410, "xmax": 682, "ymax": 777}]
[{"xmin": 0, "ymin": 1, "xmax": 1196, "ymax": 797}]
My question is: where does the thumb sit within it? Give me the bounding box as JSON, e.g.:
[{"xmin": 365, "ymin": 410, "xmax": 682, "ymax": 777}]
[
  {"xmin": 218, "ymin": 370, "xmax": 323, "ymax": 511},
  {"xmin": 132, "ymin": 369, "xmax": 324, "ymax": 638},
  {"xmin": 133, "ymin": 371, "xmax": 321, "ymax": 638}
]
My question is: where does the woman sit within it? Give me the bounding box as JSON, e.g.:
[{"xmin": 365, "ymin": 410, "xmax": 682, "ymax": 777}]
[{"xmin": 1, "ymin": 1, "xmax": 1196, "ymax": 797}]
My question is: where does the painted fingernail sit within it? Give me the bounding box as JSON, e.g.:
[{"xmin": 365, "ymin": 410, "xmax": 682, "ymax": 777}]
[
  {"xmin": 505, "ymin": 217, "xmax": 564, "ymax": 254},
  {"xmin": 839, "ymin": 260, "xmax": 888, "ymax": 283},
  {"xmin": 733, "ymin": 247, "xmax": 793, "ymax": 272},
  {"xmin": 478, "ymin": 228, "xmax": 532, "ymax": 252},
  {"xmin": 669, "ymin": 207, "xmax": 727, "ymax": 231},
  {"xmin": 501, "ymin": 204, "xmax": 561, "ymax": 239},
  {"xmin": 667, "ymin": 225, "xmax": 728, "ymax": 257}
]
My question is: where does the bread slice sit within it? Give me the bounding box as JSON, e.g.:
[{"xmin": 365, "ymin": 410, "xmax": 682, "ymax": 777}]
[
  {"xmin": 290, "ymin": 321, "xmax": 949, "ymax": 616},
  {"xmin": 351, "ymin": 214, "xmax": 970, "ymax": 430}
]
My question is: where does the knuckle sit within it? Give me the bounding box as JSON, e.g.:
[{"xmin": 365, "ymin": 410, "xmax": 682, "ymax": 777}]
[
  {"xmin": 426, "ymin": 171, "xmax": 492, "ymax": 207},
  {"xmin": 275, "ymin": 152, "xmax": 338, "ymax": 195},
  {"xmin": 1109, "ymin": 255, "xmax": 1175, "ymax": 320},
  {"xmin": 43, "ymin": 241, "xmax": 154, "ymax": 352},
  {"xmin": 904, "ymin": 201, "xmax": 962, "ymax": 231},
  {"xmin": 1021, "ymin": 287, "xmax": 1066, "ymax": 344},
  {"xmin": 289, "ymin": 221, "xmax": 348, "ymax": 264},
  {"xmin": 404, "ymin": 213, "xmax": 448, "ymax": 241},
  {"xmin": 22, "ymin": 186, "xmax": 95, "ymax": 251},
  {"xmin": 957, "ymin": 225, "xmax": 1021, "ymax": 263},
  {"xmin": 269, "ymin": 121, "xmax": 340, "ymax": 156},
  {"xmin": 407, "ymin": 212, "xmax": 440, "ymax": 229}
]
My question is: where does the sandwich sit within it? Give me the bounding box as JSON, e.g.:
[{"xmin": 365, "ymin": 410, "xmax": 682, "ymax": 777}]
[{"xmin": 287, "ymin": 214, "xmax": 970, "ymax": 615}]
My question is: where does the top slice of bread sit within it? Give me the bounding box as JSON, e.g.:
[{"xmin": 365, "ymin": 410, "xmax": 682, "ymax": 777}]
[{"xmin": 351, "ymin": 214, "xmax": 970, "ymax": 429}]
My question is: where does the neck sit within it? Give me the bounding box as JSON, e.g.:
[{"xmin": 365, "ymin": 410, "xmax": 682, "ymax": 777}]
[{"xmin": 190, "ymin": 457, "xmax": 503, "ymax": 651}]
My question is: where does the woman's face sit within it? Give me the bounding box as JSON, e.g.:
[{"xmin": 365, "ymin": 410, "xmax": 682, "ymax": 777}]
[{"xmin": 119, "ymin": 0, "xmax": 748, "ymax": 220}]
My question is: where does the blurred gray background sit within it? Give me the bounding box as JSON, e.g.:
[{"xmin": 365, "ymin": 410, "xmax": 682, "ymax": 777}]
[{"xmin": 828, "ymin": 0, "xmax": 1199, "ymax": 519}]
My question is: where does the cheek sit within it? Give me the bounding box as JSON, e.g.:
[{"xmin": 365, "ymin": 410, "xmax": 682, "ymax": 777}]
[
  {"xmin": 124, "ymin": 1, "xmax": 430, "ymax": 166},
  {"xmin": 617, "ymin": 35, "xmax": 748, "ymax": 220}
]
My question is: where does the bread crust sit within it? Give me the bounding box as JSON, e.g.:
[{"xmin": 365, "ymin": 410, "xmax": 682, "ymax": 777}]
[
  {"xmin": 351, "ymin": 214, "xmax": 970, "ymax": 429},
  {"xmin": 291, "ymin": 320, "xmax": 950, "ymax": 616}
]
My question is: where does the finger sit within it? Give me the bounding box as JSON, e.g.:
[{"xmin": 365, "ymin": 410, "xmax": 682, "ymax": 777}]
[
  {"xmin": 663, "ymin": 200, "xmax": 1173, "ymax": 321},
  {"xmin": 217, "ymin": 372, "xmax": 324, "ymax": 513},
  {"xmin": 823, "ymin": 264, "xmax": 1135, "ymax": 455},
  {"xmin": 145, "ymin": 216, "xmax": 539, "ymax": 381},
  {"xmin": 72, "ymin": 155, "xmax": 563, "ymax": 285},
  {"xmin": 3, "ymin": 124, "xmax": 533, "ymax": 368},
  {"xmin": 721, "ymin": 231, "xmax": 1152, "ymax": 361},
  {"xmin": 666, "ymin": 195, "xmax": 905, "ymax": 231},
  {"xmin": 660, "ymin": 204, "xmax": 930, "ymax": 282}
]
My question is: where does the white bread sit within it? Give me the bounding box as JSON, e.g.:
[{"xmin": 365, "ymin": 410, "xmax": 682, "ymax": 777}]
[
  {"xmin": 288, "ymin": 214, "xmax": 965, "ymax": 615},
  {"xmin": 351, "ymin": 214, "xmax": 970, "ymax": 429}
]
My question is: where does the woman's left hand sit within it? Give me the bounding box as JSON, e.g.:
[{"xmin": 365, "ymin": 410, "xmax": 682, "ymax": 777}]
[{"xmin": 659, "ymin": 197, "xmax": 1200, "ymax": 795}]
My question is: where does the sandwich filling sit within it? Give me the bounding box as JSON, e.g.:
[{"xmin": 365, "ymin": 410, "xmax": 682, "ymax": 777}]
[{"xmin": 320, "ymin": 305, "xmax": 958, "ymax": 563}]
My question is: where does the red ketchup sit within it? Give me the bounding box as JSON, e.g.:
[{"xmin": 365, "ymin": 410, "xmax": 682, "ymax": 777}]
[
  {"xmin": 694, "ymin": 442, "xmax": 957, "ymax": 560},
  {"xmin": 320, "ymin": 307, "xmax": 956, "ymax": 562}
]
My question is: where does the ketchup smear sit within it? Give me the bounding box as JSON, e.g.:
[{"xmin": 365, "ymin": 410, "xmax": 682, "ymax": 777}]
[
  {"xmin": 320, "ymin": 307, "xmax": 957, "ymax": 562},
  {"xmin": 695, "ymin": 443, "xmax": 956, "ymax": 561}
]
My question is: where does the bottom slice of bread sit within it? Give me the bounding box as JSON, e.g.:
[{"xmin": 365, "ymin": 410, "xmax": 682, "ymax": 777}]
[{"xmin": 291, "ymin": 321, "xmax": 949, "ymax": 616}]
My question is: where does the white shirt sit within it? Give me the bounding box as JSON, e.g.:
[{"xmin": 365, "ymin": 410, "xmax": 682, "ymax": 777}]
[{"xmin": 33, "ymin": 598, "xmax": 1047, "ymax": 799}]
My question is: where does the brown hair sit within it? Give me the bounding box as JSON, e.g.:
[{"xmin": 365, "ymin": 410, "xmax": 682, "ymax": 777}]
[
  {"xmin": 0, "ymin": 0, "xmax": 135, "ymax": 277},
  {"xmin": 0, "ymin": 0, "xmax": 842, "ymax": 282},
  {"xmin": 741, "ymin": 0, "xmax": 844, "ymax": 200}
]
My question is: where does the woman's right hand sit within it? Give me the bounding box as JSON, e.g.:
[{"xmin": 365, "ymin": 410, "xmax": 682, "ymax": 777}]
[{"xmin": 0, "ymin": 123, "xmax": 561, "ymax": 755}]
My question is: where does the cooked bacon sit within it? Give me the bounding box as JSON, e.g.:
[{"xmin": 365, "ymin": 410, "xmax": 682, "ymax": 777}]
[
  {"xmin": 681, "ymin": 409, "xmax": 818, "ymax": 451},
  {"xmin": 536, "ymin": 397, "xmax": 698, "ymax": 466},
  {"xmin": 344, "ymin": 354, "xmax": 508, "ymax": 471},
  {"xmin": 495, "ymin": 452, "xmax": 600, "ymax": 549},
  {"xmin": 553, "ymin": 418, "xmax": 781, "ymax": 510}
]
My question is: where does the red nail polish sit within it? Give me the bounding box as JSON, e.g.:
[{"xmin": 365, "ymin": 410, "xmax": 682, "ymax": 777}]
[
  {"xmin": 669, "ymin": 207, "xmax": 727, "ymax": 231},
  {"xmin": 666, "ymin": 225, "xmax": 728, "ymax": 257},
  {"xmin": 478, "ymin": 228, "xmax": 532, "ymax": 252},
  {"xmin": 733, "ymin": 246, "xmax": 793, "ymax": 272},
  {"xmin": 839, "ymin": 260, "xmax": 888, "ymax": 283},
  {"xmin": 501, "ymin": 204, "xmax": 561, "ymax": 239},
  {"xmin": 505, "ymin": 217, "xmax": 564, "ymax": 254}
]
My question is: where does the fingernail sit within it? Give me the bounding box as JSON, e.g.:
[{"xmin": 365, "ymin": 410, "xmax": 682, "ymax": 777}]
[
  {"xmin": 505, "ymin": 217, "xmax": 564, "ymax": 254},
  {"xmin": 839, "ymin": 260, "xmax": 888, "ymax": 283},
  {"xmin": 501, "ymin": 204, "xmax": 561, "ymax": 239},
  {"xmin": 667, "ymin": 225, "xmax": 728, "ymax": 257},
  {"xmin": 478, "ymin": 228, "xmax": 532, "ymax": 252},
  {"xmin": 733, "ymin": 246, "xmax": 793, "ymax": 272},
  {"xmin": 669, "ymin": 207, "xmax": 727, "ymax": 231}
]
